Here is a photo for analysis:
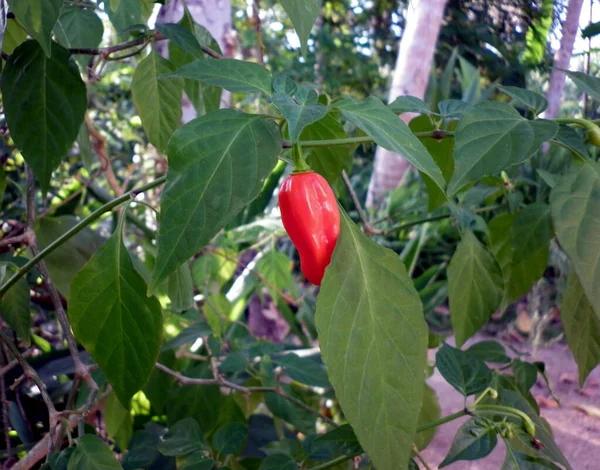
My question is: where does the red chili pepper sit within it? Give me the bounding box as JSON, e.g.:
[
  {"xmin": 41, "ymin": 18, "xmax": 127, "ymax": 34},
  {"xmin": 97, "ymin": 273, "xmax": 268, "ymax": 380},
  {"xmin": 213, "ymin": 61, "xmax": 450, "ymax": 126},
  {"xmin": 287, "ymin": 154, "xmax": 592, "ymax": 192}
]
[{"xmin": 278, "ymin": 171, "xmax": 340, "ymax": 286}]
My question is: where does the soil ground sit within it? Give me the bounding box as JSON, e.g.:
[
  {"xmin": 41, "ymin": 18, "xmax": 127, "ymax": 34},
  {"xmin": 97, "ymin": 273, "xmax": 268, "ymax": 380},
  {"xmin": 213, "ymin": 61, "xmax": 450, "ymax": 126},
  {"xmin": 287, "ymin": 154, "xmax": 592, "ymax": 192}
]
[{"xmin": 421, "ymin": 334, "xmax": 600, "ymax": 469}]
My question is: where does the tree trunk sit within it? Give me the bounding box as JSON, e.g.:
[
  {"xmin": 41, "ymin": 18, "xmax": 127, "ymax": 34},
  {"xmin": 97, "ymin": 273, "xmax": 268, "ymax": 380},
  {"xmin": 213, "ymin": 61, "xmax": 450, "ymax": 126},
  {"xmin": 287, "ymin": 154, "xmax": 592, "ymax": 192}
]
[
  {"xmin": 157, "ymin": 0, "xmax": 234, "ymax": 121},
  {"xmin": 365, "ymin": 0, "xmax": 447, "ymax": 210},
  {"xmin": 543, "ymin": 0, "xmax": 585, "ymax": 119}
]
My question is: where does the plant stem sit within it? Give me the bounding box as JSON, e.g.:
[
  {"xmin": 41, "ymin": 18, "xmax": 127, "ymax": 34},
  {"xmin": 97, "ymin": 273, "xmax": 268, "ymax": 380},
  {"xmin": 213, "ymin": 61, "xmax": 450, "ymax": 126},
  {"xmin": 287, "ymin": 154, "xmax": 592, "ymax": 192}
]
[
  {"xmin": 0, "ymin": 176, "xmax": 166, "ymax": 298},
  {"xmin": 292, "ymin": 142, "xmax": 311, "ymax": 172},
  {"xmin": 412, "ymin": 444, "xmax": 433, "ymax": 470},
  {"xmin": 309, "ymin": 453, "xmax": 361, "ymax": 470},
  {"xmin": 283, "ymin": 130, "xmax": 455, "ymax": 149},
  {"xmin": 416, "ymin": 409, "xmax": 468, "ymax": 433},
  {"xmin": 473, "ymin": 405, "xmax": 536, "ymax": 436}
]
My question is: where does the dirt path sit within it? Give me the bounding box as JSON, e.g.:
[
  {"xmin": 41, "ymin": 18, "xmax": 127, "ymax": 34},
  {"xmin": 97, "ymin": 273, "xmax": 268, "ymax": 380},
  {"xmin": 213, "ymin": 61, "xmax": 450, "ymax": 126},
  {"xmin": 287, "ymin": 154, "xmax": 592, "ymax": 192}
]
[{"xmin": 421, "ymin": 334, "xmax": 600, "ymax": 469}]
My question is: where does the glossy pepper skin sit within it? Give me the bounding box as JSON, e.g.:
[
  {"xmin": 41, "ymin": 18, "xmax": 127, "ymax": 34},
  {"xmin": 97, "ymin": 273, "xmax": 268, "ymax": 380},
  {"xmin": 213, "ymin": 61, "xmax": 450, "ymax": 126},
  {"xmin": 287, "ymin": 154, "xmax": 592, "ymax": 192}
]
[{"xmin": 278, "ymin": 171, "xmax": 340, "ymax": 286}]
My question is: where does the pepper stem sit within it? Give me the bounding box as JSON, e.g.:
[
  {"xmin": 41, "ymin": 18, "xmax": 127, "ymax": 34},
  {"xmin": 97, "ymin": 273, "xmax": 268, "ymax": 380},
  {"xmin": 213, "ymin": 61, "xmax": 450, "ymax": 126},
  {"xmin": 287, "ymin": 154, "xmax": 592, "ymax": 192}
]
[{"xmin": 292, "ymin": 142, "xmax": 311, "ymax": 173}]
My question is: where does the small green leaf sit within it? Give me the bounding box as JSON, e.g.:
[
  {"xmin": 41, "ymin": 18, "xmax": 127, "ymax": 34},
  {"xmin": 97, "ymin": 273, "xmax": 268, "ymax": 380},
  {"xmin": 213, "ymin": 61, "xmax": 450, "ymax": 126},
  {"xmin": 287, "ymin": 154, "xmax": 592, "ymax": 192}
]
[
  {"xmin": 3, "ymin": 18, "xmax": 28, "ymax": 54},
  {"xmin": 437, "ymin": 100, "xmax": 473, "ymax": 117},
  {"xmin": 36, "ymin": 216, "xmax": 105, "ymax": 297},
  {"xmin": 280, "ymin": 0, "xmax": 321, "ymax": 56},
  {"xmin": 465, "ymin": 341, "xmax": 511, "ymax": 364},
  {"xmin": 76, "ymin": 122, "xmax": 94, "ymax": 171},
  {"xmin": 314, "ymin": 424, "xmax": 362, "ymax": 455},
  {"xmin": 203, "ymin": 293, "xmax": 231, "ymax": 337},
  {"xmin": 561, "ymin": 272, "xmax": 600, "ymax": 387},
  {"xmin": 167, "ymin": 262, "xmax": 194, "ymax": 312},
  {"xmin": 156, "ymin": 23, "xmax": 204, "ymax": 59},
  {"xmin": 436, "ymin": 343, "xmax": 492, "ymax": 397},
  {"xmin": 415, "ymin": 385, "xmax": 441, "ymax": 450},
  {"xmin": 68, "ymin": 435, "xmax": 123, "ymax": 470},
  {"xmin": 273, "ymin": 353, "xmax": 330, "ymax": 388},
  {"xmin": 0, "ymin": 263, "xmax": 31, "ymax": 344},
  {"xmin": 168, "ymin": 9, "xmax": 222, "ymax": 117},
  {"xmin": 104, "ymin": 391, "xmax": 133, "ymax": 451},
  {"xmin": 389, "ymin": 96, "xmax": 431, "ymax": 115},
  {"xmin": 212, "ymin": 422, "xmax": 248, "ymax": 455},
  {"xmin": 1, "ymin": 40, "xmax": 87, "ymax": 193},
  {"xmin": 273, "ymin": 74, "xmax": 298, "ymax": 95},
  {"xmin": 132, "ymin": 52, "xmax": 183, "ymax": 152},
  {"xmin": 69, "ymin": 221, "xmax": 163, "ymax": 407},
  {"xmin": 511, "ymin": 204, "xmax": 553, "ymax": 260},
  {"xmin": 259, "ymin": 453, "xmax": 297, "ymax": 470},
  {"xmin": 316, "ymin": 210, "xmax": 428, "ymax": 470},
  {"xmin": 301, "ymin": 112, "xmax": 352, "ymax": 183},
  {"xmin": 499, "ymin": 86, "xmax": 548, "ymax": 114},
  {"xmin": 487, "ymin": 212, "xmax": 548, "ymax": 304},
  {"xmin": 255, "ymin": 251, "xmax": 295, "ymax": 303},
  {"xmin": 512, "ymin": 359, "xmax": 539, "ymax": 394},
  {"xmin": 439, "ymin": 419, "xmax": 497, "ymax": 467},
  {"xmin": 105, "ymin": 0, "xmax": 151, "ymax": 35},
  {"xmin": 7, "ymin": 0, "xmax": 62, "ymax": 57},
  {"xmin": 264, "ymin": 385, "xmax": 315, "ymax": 435},
  {"xmin": 334, "ymin": 96, "xmax": 446, "ymax": 193},
  {"xmin": 551, "ymin": 162, "xmax": 600, "ymax": 317},
  {"xmin": 502, "ymin": 446, "xmax": 562, "ymax": 470},
  {"xmin": 157, "ymin": 417, "xmax": 209, "ymax": 457},
  {"xmin": 53, "ymin": 7, "xmax": 104, "ymax": 69},
  {"xmin": 272, "ymin": 91, "xmax": 327, "ymax": 142},
  {"xmin": 180, "ymin": 455, "xmax": 216, "ymax": 470},
  {"xmin": 561, "ymin": 69, "xmax": 600, "ymax": 101},
  {"xmin": 550, "ymin": 125, "xmax": 589, "ymax": 160},
  {"xmin": 448, "ymin": 102, "xmax": 558, "ymax": 195},
  {"xmin": 153, "ymin": 111, "xmax": 281, "ymax": 285},
  {"xmin": 167, "ymin": 58, "xmax": 273, "ymax": 95},
  {"xmin": 192, "ymin": 248, "xmax": 237, "ymax": 292},
  {"xmin": 447, "ymin": 231, "xmax": 504, "ymax": 347}
]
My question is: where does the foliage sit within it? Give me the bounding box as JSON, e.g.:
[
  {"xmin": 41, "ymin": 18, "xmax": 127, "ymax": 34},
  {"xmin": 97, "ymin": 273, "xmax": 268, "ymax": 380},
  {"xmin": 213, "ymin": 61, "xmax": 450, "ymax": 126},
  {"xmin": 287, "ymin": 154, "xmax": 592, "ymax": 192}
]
[{"xmin": 0, "ymin": 1, "xmax": 597, "ymax": 470}]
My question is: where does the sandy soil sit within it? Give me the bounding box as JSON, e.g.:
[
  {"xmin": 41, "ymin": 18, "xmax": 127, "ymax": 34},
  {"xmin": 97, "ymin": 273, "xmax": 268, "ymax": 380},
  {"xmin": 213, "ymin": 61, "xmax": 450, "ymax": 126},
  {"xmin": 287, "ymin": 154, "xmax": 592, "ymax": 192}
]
[{"xmin": 420, "ymin": 334, "xmax": 600, "ymax": 469}]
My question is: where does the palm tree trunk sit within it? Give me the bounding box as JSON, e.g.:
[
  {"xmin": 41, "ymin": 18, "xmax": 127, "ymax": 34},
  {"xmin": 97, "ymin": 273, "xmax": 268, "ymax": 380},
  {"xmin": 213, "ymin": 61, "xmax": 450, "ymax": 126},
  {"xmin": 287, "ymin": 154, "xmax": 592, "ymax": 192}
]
[{"xmin": 366, "ymin": 0, "xmax": 447, "ymax": 210}]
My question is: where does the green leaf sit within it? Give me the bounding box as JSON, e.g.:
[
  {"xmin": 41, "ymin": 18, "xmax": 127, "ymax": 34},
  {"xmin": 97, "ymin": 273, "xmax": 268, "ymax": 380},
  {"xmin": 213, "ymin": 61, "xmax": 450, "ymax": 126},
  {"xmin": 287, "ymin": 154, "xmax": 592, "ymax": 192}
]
[
  {"xmin": 273, "ymin": 74, "xmax": 298, "ymax": 95},
  {"xmin": 7, "ymin": 0, "xmax": 62, "ymax": 57},
  {"xmin": 561, "ymin": 69, "xmax": 600, "ymax": 101},
  {"xmin": 314, "ymin": 424, "xmax": 362, "ymax": 455},
  {"xmin": 315, "ymin": 210, "xmax": 428, "ymax": 470},
  {"xmin": 561, "ymin": 272, "xmax": 600, "ymax": 387},
  {"xmin": 511, "ymin": 204, "xmax": 553, "ymax": 260},
  {"xmin": 157, "ymin": 417, "xmax": 209, "ymax": 457},
  {"xmin": 550, "ymin": 125, "xmax": 589, "ymax": 160},
  {"xmin": 448, "ymin": 102, "xmax": 558, "ymax": 195},
  {"xmin": 437, "ymin": 99, "xmax": 473, "ymax": 118},
  {"xmin": 153, "ymin": 110, "xmax": 281, "ymax": 285},
  {"xmin": 551, "ymin": 162, "xmax": 600, "ymax": 317},
  {"xmin": 258, "ymin": 453, "xmax": 297, "ymax": 470},
  {"xmin": 212, "ymin": 422, "xmax": 248, "ymax": 455},
  {"xmin": 180, "ymin": 455, "xmax": 216, "ymax": 470},
  {"xmin": 53, "ymin": 7, "xmax": 104, "ymax": 69},
  {"xmin": 273, "ymin": 353, "xmax": 330, "ymax": 388},
  {"xmin": 582, "ymin": 21, "xmax": 600, "ymax": 38},
  {"xmin": 465, "ymin": 341, "xmax": 511, "ymax": 364},
  {"xmin": 68, "ymin": 434, "xmax": 123, "ymax": 470},
  {"xmin": 156, "ymin": 23, "xmax": 204, "ymax": 59},
  {"xmin": 0, "ymin": 263, "xmax": 31, "ymax": 344},
  {"xmin": 301, "ymin": 112, "xmax": 352, "ymax": 183},
  {"xmin": 264, "ymin": 386, "xmax": 315, "ymax": 434},
  {"xmin": 487, "ymin": 213, "xmax": 548, "ymax": 304},
  {"xmin": 1, "ymin": 40, "xmax": 87, "ymax": 193},
  {"xmin": 272, "ymin": 92, "xmax": 327, "ymax": 142},
  {"xmin": 167, "ymin": 58, "xmax": 273, "ymax": 95},
  {"xmin": 3, "ymin": 18, "xmax": 28, "ymax": 54},
  {"xmin": 280, "ymin": 0, "xmax": 321, "ymax": 56},
  {"xmin": 389, "ymin": 96, "xmax": 431, "ymax": 115},
  {"xmin": 447, "ymin": 231, "xmax": 504, "ymax": 347},
  {"xmin": 415, "ymin": 385, "xmax": 440, "ymax": 450},
  {"xmin": 168, "ymin": 10, "xmax": 222, "ymax": 117},
  {"xmin": 44, "ymin": 448, "xmax": 75, "ymax": 470},
  {"xmin": 334, "ymin": 96, "xmax": 446, "ymax": 193},
  {"xmin": 167, "ymin": 262, "xmax": 194, "ymax": 313},
  {"xmin": 499, "ymin": 86, "xmax": 548, "ymax": 114},
  {"xmin": 502, "ymin": 446, "xmax": 562, "ymax": 470},
  {"xmin": 436, "ymin": 343, "xmax": 492, "ymax": 397},
  {"xmin": 104, "ymin": 391, "xmax": 133, "ymax": 451},
  {"xmin": 203, "ymin": 293, "xmax": 231, "ymax": 337},
  {"xmin": 192, "ymin": 248, "xmax": 237, "ymax": 292},
  {"xmin": 439, "ymin": 419, "xmax": 497, "ymax": 467},
  {"xmin": 69, "ymin": 222, "xmax": 163, "ymax": 407},
  {"xmin": 105, "ymin": 0, "xmax": 150, "ymax": 35},
  {"xmin": 255, "ymin": 251, "xmax": 295, "ymax": 303},
  {"xmin": 131, "ymin": 52, "xmax": 183, "ymax": 152},
  {"xmin": 512, "ymin": 359, "xmax": 539, "ymax": 394},
  {"xmin": 36, "ymin": 216, "xmax": 105, "ymax": 297}
]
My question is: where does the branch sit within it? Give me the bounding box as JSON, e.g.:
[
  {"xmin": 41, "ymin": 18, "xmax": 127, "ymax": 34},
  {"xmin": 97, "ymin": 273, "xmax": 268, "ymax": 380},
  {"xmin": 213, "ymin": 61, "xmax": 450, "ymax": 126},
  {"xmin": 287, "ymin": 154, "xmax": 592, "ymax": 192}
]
[
  {"xmin": 252, "ymin": 0, "xmax": 266, "ymax": 65},
  {"xmin": 86, "ymin": 115, "xmax": 123, "ymax": 196},
  {"xmin": 156, "ymin": 363, "xmax": 337, "ymax": 427},
  {"xmin": 68, "ymin": 31, "xmax": 223, "ymax": 60},
  {"xmin": 308, "ymin": 453, "xmax": 362, "ymax": 470},
  {"xmin": 412, "ymin": 444, "xmax": 433, "ymax": 470},
  {"xmin": 0, "ymin": 176, "xmax": 167, "ymax": 298},
  {"xmin": 341, "ymin": 170, "xmax": 377, "ymax": 235},
  {"xmin": 0, "ymin": 230, "xmax": 34, "ymax": 249}
]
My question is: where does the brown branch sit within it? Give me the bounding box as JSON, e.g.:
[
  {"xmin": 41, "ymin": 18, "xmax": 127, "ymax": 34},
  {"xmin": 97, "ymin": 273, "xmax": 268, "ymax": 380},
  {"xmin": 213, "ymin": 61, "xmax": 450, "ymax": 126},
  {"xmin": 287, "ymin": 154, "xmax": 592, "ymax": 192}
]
[
  {"xmin": 68, "ymin": 31, "xmax": 223, "ymax": 60},
  {"xmin": 156, "ymin": 363, "xmax": 337, "ymax": 427},
  {"xmin": 0, "ymin": 347, "xmax": 13, "ymax": 467},
  {"xmin": 0, "ymin": 348, "xmax": 33, "ymax": 378},
  {"xmin": 0, "ymin": 230, "xmax": 35, "ymax": 250},
  {"xmin": 252, "ymin": 0, "xmax": 266, "ymax": 65},
  {"xmin": 341, "ymin": 170, "xmax": 380, "ymax": 236},
  {"xmin": 86, "ymin": 115, "xmax": 123, "ymax": 197}
]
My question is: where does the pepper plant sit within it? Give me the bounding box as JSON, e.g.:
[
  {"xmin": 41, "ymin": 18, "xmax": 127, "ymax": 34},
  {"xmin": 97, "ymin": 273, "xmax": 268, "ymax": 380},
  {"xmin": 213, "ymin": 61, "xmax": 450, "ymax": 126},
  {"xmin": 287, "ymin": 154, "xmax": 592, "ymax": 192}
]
[{"xmin": 0, "ymin": 2, "xmax": 597, "ymax": 470}]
